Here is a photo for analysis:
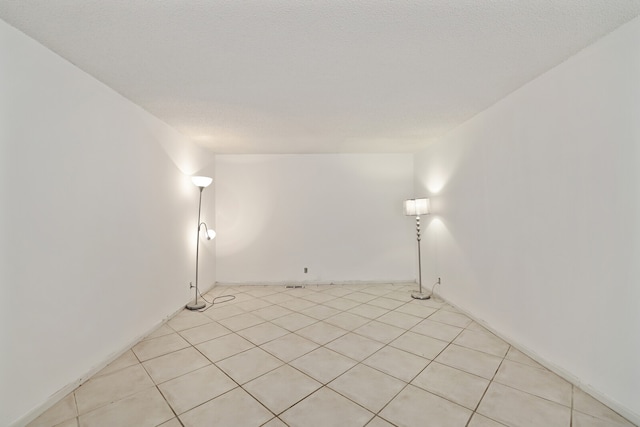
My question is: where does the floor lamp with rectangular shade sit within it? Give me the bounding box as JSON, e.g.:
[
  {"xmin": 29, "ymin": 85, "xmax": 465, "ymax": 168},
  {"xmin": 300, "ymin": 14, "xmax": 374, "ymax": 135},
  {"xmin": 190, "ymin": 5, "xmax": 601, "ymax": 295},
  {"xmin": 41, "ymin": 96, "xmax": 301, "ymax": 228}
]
[
  {"xmin": 404, "ymin": 198, "xmax": 431, "ymax": 300},
  {"xmin": 187, "ymin": 176, "xmax": 216, "ymax": 310}
]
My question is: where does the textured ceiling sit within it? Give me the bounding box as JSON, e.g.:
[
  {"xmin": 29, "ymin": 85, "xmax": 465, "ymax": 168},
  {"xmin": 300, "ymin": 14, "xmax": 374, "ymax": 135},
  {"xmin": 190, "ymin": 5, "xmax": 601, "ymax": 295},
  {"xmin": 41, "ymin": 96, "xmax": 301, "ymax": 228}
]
[{"xmin": 1, "ymin": 1, "xmax": 639, "ymax": 154}]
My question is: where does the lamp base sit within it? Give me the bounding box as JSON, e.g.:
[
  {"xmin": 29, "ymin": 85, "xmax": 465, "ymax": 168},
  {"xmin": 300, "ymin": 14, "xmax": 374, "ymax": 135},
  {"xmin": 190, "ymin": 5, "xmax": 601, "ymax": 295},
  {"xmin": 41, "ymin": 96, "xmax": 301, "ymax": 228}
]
[
  {"xmin": 185, "ymin": 301, "xmax": 206, "ymax": 310},
  {"xmin": 411, "ymin": 291, "xmax": 431, "ymax": 300}
]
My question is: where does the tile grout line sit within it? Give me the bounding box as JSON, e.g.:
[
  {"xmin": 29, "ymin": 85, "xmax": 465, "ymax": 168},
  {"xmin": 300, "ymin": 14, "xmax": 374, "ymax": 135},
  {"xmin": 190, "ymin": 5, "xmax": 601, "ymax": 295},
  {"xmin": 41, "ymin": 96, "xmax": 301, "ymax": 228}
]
[
  {"xmin": 282, "ymin": 294, "xmax": 470, "ymax": 425},
  {"xmin": 59, "ymin": 283, "xmax": 609, "ymax": 427},
  {"xmin": 465, "ymin": 345, "xmax": 510, "ymax": 427},
  {"xmin": 227, "ymin": 285, "xmax": 431, "ymax": 425},
  {"xmin": 570, "ymin": 385, "xmax": 574, "ymax": 427},
  {"xmin": 87, "ymin": 288, "xmax": 457, "ymax": 426},
  {"xmin": 154, "ymin": 384, "xmax": 184, "ymax": 427}
]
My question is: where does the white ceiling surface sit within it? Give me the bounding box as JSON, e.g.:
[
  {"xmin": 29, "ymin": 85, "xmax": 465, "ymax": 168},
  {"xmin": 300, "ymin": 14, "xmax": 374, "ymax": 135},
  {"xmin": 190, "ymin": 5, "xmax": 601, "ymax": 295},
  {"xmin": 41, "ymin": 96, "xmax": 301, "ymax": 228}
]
[{"xmin": 2, "ymin": 1, "xmax": 639, "ymax": 154}]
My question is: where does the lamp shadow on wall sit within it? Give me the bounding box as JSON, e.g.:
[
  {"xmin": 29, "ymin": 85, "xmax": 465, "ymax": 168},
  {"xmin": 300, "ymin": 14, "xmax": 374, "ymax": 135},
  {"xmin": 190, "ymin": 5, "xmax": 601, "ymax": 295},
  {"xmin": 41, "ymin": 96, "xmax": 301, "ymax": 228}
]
[
  {"xmin": 215, "ymin": 177, "xmax": 275, "ymax": 258},
  {"xmin": 419, "ymin": 163, "xmax": 484, "ymax": 296}
]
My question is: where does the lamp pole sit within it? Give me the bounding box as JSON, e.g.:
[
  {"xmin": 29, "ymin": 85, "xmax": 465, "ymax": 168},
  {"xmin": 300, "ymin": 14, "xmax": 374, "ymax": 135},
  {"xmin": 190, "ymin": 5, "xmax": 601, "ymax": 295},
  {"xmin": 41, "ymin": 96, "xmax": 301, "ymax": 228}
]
[
  {"xmin": 186, "ymin": 177, "xmax": 212, "ymax": 310},
  {"xmin": 404, "ymin": 198, "xmax": 431, "ymax": 300},
  {"xmin": 412, "ymin": 214, "xmax": 429, "ymax": 300}
]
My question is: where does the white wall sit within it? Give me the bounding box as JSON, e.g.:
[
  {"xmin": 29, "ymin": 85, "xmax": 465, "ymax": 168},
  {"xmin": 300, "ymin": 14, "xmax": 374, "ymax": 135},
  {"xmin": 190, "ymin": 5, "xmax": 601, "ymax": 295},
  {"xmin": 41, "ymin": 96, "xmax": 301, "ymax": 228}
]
[
  {"xmin": 0, "ymin": 20, "xmax": 216, "ymax": 426},
  {"xmin": 216, "ymin": 154, "xmax": 415, "ymax": 284},
  {"xmin": 415, "ymin": 16, "xmax": 640, "ymax": 422}
]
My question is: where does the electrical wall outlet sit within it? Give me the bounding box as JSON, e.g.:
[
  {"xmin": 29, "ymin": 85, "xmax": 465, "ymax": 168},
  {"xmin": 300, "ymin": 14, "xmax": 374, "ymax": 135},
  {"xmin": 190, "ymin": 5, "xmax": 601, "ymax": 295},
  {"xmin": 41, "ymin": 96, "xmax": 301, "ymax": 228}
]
[{"xmin": 304, "ymin": 267, "xmax": 308, "ymax": 273}]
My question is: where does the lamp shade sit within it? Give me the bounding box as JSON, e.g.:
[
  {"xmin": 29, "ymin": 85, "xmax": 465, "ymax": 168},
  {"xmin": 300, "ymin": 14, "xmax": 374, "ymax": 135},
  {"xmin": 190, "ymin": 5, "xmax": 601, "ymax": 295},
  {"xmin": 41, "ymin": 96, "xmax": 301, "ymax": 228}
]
[
  {"xmin": 206, "ymin": 229, "xmax": 216, "ymax": 240},
  {"xmin": 404, "ymin": 198, "xmax": 430, "ymax": 216},
  {"xmin": 192, "ymin": 176, "xmax": 213, "ymax": 188}
]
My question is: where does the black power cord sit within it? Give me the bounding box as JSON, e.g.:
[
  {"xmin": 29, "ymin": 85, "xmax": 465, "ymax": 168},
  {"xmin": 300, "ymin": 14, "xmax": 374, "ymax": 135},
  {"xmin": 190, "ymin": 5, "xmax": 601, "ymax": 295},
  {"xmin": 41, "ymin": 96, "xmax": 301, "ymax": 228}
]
[{"xmin": 196, "ymin": 289, "xmax": 235, "ymax": 312}]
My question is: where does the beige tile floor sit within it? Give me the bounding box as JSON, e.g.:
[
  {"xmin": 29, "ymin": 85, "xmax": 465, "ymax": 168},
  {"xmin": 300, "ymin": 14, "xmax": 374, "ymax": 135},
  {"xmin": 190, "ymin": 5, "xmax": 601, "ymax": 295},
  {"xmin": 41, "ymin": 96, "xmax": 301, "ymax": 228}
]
[{"xmin": 28, "ymin": 283, "xmax": 636, "ymax": 427}]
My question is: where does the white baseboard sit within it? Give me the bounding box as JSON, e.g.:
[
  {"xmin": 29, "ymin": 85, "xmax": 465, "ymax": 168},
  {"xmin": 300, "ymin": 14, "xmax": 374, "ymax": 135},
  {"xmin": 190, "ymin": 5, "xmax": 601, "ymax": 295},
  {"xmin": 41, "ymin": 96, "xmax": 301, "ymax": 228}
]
[
  {"xmin": 214, "ymin": 279, "xmax": 415, "ymax": 287},
  {"xmin": 436, "ymin": 292, "xmax": 640, "ymax": 427},
  {"xmin": 11, "ymin": 286, "xmax": 214, "ymax": 427}
]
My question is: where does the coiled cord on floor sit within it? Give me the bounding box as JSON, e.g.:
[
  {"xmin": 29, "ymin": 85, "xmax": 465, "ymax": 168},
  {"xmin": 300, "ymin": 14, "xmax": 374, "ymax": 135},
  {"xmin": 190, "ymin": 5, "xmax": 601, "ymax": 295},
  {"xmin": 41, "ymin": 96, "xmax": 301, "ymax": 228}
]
[{"xmin": 196, "ymin": 290, "xmax": 236, "ymax": 312}]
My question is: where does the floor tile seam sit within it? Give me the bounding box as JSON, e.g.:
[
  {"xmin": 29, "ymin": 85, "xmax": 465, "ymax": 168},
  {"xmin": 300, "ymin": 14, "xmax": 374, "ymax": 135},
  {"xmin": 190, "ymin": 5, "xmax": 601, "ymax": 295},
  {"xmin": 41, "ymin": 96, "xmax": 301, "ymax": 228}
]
[
  {"xmin": 428, "ymin": 316, "xmax": 474, "ymax": 329},
  {"xmin": 155, "ymin": 384, "xmax": 185, "ymax": 426},
  {"xmin": 295, "ymin": 326, "xmax": 351, "ymax": 347},
  {"xmin": 200, "ymin": 309, "xmax": 245, "ymax": 322},
  {"xmin": 366, "ymin": 319, "xmax": 450, "ymax": 361},
  {"xmin": 321, "ymin": 319, "xmax": 393, "ymax": 346},
  {"xmin": 477, "ymin": 374, "xmax": 575, "ymax": 424},
  {"xmin": 269, "ymin": 317, "xmax": 320, "ymax": 333},
  {"xmin": 234, "ymin": 302, "xmax": 276, "ymax": 312},
  {"xmin": 180, "ymin": 329, "xmax": 235, "ymax": 347},
  {"xmin": 409, "ymin": 359, "xmax": 491, "ymax": 397},
  {"xmin": 355, "ymin": 338, "xmax": 434, "ymax": 384},
  {"xmin": 214, "ymin": 353, "xmax": 286, "ymax": 387},
  {"xmin": 298, "ymin": 305, "xmax": 346, "ymax": 320},
  {"xmin": 274, "ymin": 301, "xmax": 319, "ymax": 312},
  {"xmin": 259, "ymin": 417, "xmax": 287, "ymax": 427},
  {"xmin": 175, "ymin": 314, "xmax": 232, "ymax": 328},
  {"xmin": 258, "ymin": 336, "xmax": 320, "ymax": 363},
  {"xmin": 240, "ymin": 375, "xmax": 322, "ymax": 418},
  {"xmin": 569, "ymin": 392, "xmax": 636, "ymax": 426},
  {"xmin": 490, "ymin": 372, "xmax": 573, "ymax": 408},
  {"xmin": 342, "ymin": 294, "xmax": 378, "ymax": 303},
  {"xmin": 198, "ymin": 338, "xmax": 258, "ymax": 364},
  {"xmin": 380, "ymin": 382, "xmax": 477, "ymax": 426},
  {"xmin": 466, "ymin": 414, "xmax": 509, "ymax": 427},
  {"xmin": 500, "ymin": 355, "xmax": 554, "ymax": 374},
  {"xmin": 570, "ymin": 385, "xmax": 574, "ymax": 427},
  {"xmin": 376, "ymin": 343, "xmax": 490, "ymax": 404},
  {"xmin": 407, "ymin": 380, "xmax": 484, "ymax": 413},
  {"xmin": 136, "ymin": 342, "xmax": 198, "ymax": 365},
  {"xmin": 325, "ymin": 359, "xmax": 472, "ymax": 421},
  {"xmin": 144, "ymin": 329, "xmax": 179, "ymax": 342},
  {"xmin": 374, "ymin": 381, "xmax": 472, "ymax": 426},
  {"xmin": 347, "ymin": 311, "xmax": 388, "ymax": 321},
  {"xmin": 406, "ymin": 323, "xmax": 463, "ymax": 343},
  {"xmin": 468, "ymin": 353, "xmax": 513, "ymax": 427},
  {"xmin": 365, "ymin": 417, "xmax": 400, "ymax": 427},
  {"xmin": 142, "ymin": 355, "xmax": 214, "ymax": 387},
  {"xmin": 171, "ymin": 315, "xmax": 228, "ymax": 331},
  {"xmin": 496, "ymin": 358, "xmax": 572, "ymax": 387},
  {"xmin": 218, "ymin": 316, "xmax": 270, "ymax": 332},
  {"xmin": 91, "ymin": 359, "xmax": 142, "ymax": 380},
  {"xmin": 413, "ymin": 328, "xmax": 481, "ymax": 381},
  {"xmin": 323, "ymin": 298, "xmax": 368, "ymax": 311},
  {"xmin": 308, "ymin": 384, "xmax": 378, "ymax": 421},
  {"xmin": 441, "ymin": 339, "xmax": 513, "ymax": 363},
  {"xmin": 347, "ymin": 323, "xmax": 403, "ymax": 345},
  {"xmin": 277, "ymin": 361, "xmax": 329, "ymax": 388},
  {"xmin": 234, "ymin": 386, "xmax": 280, "ymax": 421},
  {"xmin": 135, "ymin": 330, "xmax": 190, "ymax": 350},
  {"xmin": 381, "ymin": 295, "xmax": 414, "ymax": 304},
  {"xmin": 285, "ymin": 344, "xmax": 360, "ymax": 384},
  {"xmin": 321, "ymin": 319, "xmax": 369, "ymax": 332},
  {"xmin": 253, "ymin": 307, "xmax": 297, "ymax": 320},
  {"xmin": 388, "ymin": 302, "xmax": 430, "ymax": 316},
  {"xmin": 372, "ymin": 315, "xmax": 423, "ymax": 331},
  {"xmin": 75, "ymin": 384, "xmax": 159, "ymax": 419},
  {"xmin": 345, "ymin": 302, "xmax": 391, "ymax": 317},
  {"xmin": 72, "ymin": 391, "xmax": 80, "ymax": 421},
  {"xmin": 300, "ymin": 295, "xmax": 339, "ymax": 304},
  {"xmin": 570, "ymin": 409, "xmax": 638, "ymax": 427},
  {"xmin": 236, "ymin": 330, "xmax": 291, "ymax": 348},
  {"xmin": 173, "ymin": 385, "xmax": 243, "ymax": 421},
  {"xmin": 79, "ymin": 360, "xmax": 153, "ymax": 395},
  {"xmin": 237, "ymin": 301, "xmax": 278, "ymax": 311},
  {"xmin": 449, "ymin": 339, "xmax": 510, "ymax": 359}
]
